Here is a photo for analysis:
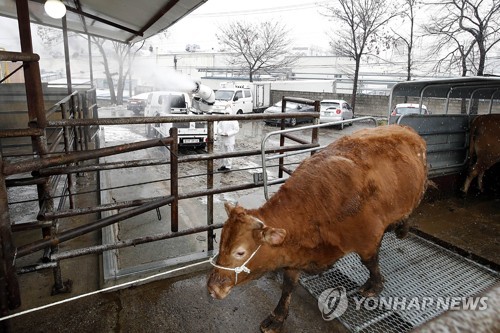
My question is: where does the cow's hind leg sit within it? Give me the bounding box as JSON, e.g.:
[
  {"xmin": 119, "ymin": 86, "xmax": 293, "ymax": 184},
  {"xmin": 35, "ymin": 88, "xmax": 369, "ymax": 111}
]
[
  {"xmin": 386, "ymin": 219, "xmax": 409, "ymax": 239},
  {"xmin": 260, "ymin": 268, "xmax": 300, "ymax": 333},
  {"xmin": 476, "ymin": 162, "xmax": 492, "ymax": 192},
  {"xmin": 359, "ymin": 245, "xmax": 384, "ymax": 297},
  {"xmin": 394, "ymin": 219, "xmax": 409, "ymax": 239},
  {"xmin": 462, "ymin": 163, "xmax": 480, "ymax": 194}
]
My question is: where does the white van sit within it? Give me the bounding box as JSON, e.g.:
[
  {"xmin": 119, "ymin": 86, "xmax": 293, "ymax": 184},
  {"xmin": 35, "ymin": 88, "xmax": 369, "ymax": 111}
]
[
  {"xmin": 211, "ymin": 83, "xmax": 253, "ymax": 114},
  {"xmin": 144, "ymin": 91, "xmax": 207, "ymax": 148}
]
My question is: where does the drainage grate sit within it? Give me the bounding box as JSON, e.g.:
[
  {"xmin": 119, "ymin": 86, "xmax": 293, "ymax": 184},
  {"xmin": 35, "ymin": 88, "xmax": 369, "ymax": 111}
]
[{"xmin": 300, "ymin": 232, "xmax": 499, "ymax": 333}]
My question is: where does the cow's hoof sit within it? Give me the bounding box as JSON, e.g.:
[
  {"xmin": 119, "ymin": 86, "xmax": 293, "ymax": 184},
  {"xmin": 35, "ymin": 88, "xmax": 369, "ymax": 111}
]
[
  {"xmin": 359, "ymin": 280, "xmax": 384, "ymax": 297},
  {"xmin": 260, "ymin": 313, "xmax": 284, "ymax": 333}
]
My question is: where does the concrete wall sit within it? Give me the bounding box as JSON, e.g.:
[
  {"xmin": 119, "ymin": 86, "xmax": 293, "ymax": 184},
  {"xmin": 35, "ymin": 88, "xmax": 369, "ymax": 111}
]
[
  {"xmin": 271, "ymin": 90, "xmax": 500, "ymax": 117},
  {"xmin": 271, "ymin": 90, "xmax": 390, "ymax": 116}
]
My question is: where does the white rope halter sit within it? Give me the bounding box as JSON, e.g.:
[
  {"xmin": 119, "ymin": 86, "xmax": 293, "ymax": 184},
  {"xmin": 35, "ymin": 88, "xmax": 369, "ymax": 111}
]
[{"xmin": 209, "ymin": 245, "xmax": 262, "ymax": 284}]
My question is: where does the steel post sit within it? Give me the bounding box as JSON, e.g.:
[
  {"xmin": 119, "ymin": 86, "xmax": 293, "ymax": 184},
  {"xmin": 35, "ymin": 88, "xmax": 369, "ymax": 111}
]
[
  {"xmin": 207, "ymin": 121, "xmax": 215, "ymax": 252},
  {"xmin": 169, "ymin": 128, "xmax": 178, "ymax": 232},
  {"xmin": 51, "ymin": 262, "xmax": 71, "ymax": 295},
  {"xmin": 0, "ymin": 153, "xmax": 21, "ymax": 316},
  {"xmin": 61, "ymin": 103, "xmax": 75, "ymax": 209},
  {"xmin": 15, "ymin": 0, "xmax": 55, "ymax": 274}
]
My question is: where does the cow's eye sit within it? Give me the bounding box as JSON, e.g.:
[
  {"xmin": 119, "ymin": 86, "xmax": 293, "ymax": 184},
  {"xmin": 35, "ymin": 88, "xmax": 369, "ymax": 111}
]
[{"xmin": 234, "ymin": 250, "xmax": 246, "ymax": 258}]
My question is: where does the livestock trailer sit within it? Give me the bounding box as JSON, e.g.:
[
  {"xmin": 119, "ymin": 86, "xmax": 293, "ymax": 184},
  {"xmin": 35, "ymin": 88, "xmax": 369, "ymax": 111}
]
[{"xmin": 388, "ymin": 77, "xmax": 500, "ymax": 186}]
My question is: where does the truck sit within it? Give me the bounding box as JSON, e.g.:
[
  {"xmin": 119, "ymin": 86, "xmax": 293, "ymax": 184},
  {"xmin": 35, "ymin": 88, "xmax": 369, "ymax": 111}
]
[
  {"xmin": 143, "ymin": 83, "xmax": 215, "ymax": 149},
  {"xmin": 200, "ymin": 81, "xmax": 272, "ymax": 114},
  {"xmin": 201, "ymin": 79, "xmax": 341, "ymax": 113}
]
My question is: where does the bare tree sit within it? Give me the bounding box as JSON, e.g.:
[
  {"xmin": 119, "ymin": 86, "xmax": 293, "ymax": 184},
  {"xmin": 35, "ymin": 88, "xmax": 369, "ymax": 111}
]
[
  {"xmin": 91, "ymin": 37, "xmax": 117, "ymax": 102},
  {"xmin": 392, "ymin": 0, "xmax": 420, "ymax": 81},
  {"xmin": 98, "ymin": 39, "xmax": 143, "ymax": 104},
  {"xmin": 323, "ymin": 0, "xmax": 399, "ymax": 113},
  {"xmin": 425, "ymin": 0, "xmax": 500, "ymax": 76},
  {"xmin": 37, "ymin": 26, "xmax": 144, "ymax": 105},
  {"xmin": 423, "ymin": 22, "xmax": 477, "ymax": 77},
  {"xmin": 216, "ymin": 21, "xmax": 297, "ymax": 82},
  {"xmin": 91, "ymin": 37, "xmax": 145, "ymax": 104}
]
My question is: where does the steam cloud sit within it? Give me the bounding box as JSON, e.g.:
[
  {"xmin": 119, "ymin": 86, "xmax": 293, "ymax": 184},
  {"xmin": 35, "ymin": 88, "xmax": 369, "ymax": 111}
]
[{"xmin": 133, "ymin": 57, "xmax": 198, "ymax": 93}]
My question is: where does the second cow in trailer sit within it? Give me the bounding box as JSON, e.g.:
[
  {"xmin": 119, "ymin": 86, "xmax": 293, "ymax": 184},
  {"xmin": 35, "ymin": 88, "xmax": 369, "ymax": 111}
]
[{"xmin": 462, "ymin": 114, "xmax": 500, "ymax": 195}]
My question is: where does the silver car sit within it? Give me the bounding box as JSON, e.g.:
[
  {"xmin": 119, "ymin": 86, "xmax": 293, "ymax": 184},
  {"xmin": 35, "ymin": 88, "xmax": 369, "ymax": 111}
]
[
  {"xmin": 319, "ymin": 99, "xmax": 354, "ymax": 130},
  {"xmin": 264, "ymin": 101, "xmax": 315, "ymax": 127},
  {"xmin": 391, "ymin": 103, "xmax": 429, "ymax": 116}
]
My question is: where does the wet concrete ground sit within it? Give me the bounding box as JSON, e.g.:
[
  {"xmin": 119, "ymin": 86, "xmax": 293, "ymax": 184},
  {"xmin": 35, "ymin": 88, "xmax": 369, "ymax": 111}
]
[
  {"xmin": 10, "ymin": 270, "xmax": 348, "ymax": 333},
  {"xmin": 7, "ymin": 106, "xmax": 499, "ymax": 332}
]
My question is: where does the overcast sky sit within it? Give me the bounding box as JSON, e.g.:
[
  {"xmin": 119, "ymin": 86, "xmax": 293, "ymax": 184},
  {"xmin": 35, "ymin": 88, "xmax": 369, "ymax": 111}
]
[{"xmin": 158, "ymin": 0, "xmax": 332, "ymax": 51}]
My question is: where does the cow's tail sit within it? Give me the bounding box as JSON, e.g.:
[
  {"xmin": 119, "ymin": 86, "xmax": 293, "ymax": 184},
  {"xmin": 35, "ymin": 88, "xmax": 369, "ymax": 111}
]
[{"xmin": 426, "ymin": 179, "xmax": 438, "ymax": 190}]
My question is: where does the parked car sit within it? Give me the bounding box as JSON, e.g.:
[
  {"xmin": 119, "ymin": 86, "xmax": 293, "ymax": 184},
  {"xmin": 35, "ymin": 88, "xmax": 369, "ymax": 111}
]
[
  {"xmin": 127, "ymin": 92, "xmax": 150, "ymax": 115},
  {"xmin": 319, "ymin": 99, "xmax": 354, "ymax": 130},
  {"xmin": 391, "ymin": 103, "xmax": 430, "ymax": 116},
  {"xmin": 263, "ymin": 101, "xmax": 315, "ymax": 126}
]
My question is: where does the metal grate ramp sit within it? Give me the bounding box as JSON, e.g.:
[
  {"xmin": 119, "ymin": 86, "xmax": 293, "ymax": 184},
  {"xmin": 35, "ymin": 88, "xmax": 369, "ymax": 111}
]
[{"xmin": 300, "ymin": 232, "xmax": 499, "ymax": 333}]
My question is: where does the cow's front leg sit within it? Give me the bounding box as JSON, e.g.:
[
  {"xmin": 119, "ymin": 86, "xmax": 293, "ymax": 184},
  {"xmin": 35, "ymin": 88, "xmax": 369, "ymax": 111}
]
[
  {"xmin": 260, "ymin": 268, "xmax": 300, "ymax": 333},
  {"xmin": 359, "ymin": 246, "xmax": 384, "ymax": 297}
]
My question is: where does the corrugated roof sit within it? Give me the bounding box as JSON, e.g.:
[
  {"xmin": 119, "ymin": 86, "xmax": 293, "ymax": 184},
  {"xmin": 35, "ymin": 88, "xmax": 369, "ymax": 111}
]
[{"xmin": 0, "ymin": 0, "xmax": 207, "ymax": 44}]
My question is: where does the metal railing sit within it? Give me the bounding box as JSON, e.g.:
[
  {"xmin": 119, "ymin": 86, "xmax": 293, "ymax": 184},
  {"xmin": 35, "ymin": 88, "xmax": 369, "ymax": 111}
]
[
  {"xmin": 260, "ymin": 116, "xmax": 378, "ymax": 199},
  {"xmin": 1, "ymin": 74, "xmax": 325, "ymax": 318}
]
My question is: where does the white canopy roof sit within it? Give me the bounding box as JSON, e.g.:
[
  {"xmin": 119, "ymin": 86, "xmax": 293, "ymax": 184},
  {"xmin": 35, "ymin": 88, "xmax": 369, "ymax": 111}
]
[{"xmin": 0, "ymin": 0, "xmax": 207, "ymax": 44}]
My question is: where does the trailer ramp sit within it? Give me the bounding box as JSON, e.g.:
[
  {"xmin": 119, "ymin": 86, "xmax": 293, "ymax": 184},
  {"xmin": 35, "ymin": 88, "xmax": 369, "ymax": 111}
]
[{"xmin": 300, "ymin": 232, "xmax": 499, "ymax": 333}]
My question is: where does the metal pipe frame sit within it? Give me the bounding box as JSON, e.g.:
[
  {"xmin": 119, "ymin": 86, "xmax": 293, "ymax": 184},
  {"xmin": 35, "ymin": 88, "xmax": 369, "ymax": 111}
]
[
  {"xmin": 169, "ymin": 127, "xmax": 179, "ymax": 232},
  {"xmin": 0, "ymin": 153, "xmax": 22, "ymax": 313},
  {"xmin": 206, "ymin": 121, "xmax": 215, "ymax": 251},
  {"xmin": 0, "ymin": 0, "xmax": 53, "ymax": 320},
  {"xmin": 50, "ymin": 223, "xmax": 225, "ymax": 262},
  {"xmin": 1, "ymin": 80, "xmax": 337, "ymax": 318},
  {"xmin": 35, "ymin": 143, "xmax": 317, "ymax": 177},
  {"xmin": 9, "ymin": 124, "xmax": 308, "ymax": 264},
  {"xmin": 9, "ymin": 109, "xmax": 320, "ymax": 267},
  {"xmin": 16, "ymin": 196, "xmax": 174, "ymax": 257},
  {"xmin": 261, "ymin": 116, "xmax": 378, "ymax": 200},
  {"xmin": 2, "ymin": 137, "xmax": 174, "ymax": 176},
  {"xmin": 46, "ymin": 112, "xmax": 318, "ymax": 127},
  {"xmin": 0, "ymin": 50, "xmax": 40, "ymax": 62}
]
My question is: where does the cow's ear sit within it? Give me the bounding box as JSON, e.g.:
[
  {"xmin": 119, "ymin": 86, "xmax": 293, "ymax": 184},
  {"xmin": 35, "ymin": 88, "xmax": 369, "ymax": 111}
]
[
  {"xmin": 262, "ymin": 227, "xmax": 286, "ymax": 246},
  {"xmin": 224, "ymin": 202, "xmax": 236, "ymax": 216}
]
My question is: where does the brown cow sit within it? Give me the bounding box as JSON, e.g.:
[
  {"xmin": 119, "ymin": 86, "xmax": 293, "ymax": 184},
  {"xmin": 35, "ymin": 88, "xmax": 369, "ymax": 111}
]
[
  {"xmin": 462, "ymin": 114, "xmax": 500, "ymax": 194},
  {"xmin": 207, "ymin": 125, "xmax": 428, "ymax": 333}
]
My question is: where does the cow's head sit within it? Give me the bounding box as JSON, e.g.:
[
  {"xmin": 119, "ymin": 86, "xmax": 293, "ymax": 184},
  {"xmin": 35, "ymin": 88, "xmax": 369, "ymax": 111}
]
[{"xmin": 207, "ymin": 202, "xmax": 286, "ymax": 299}]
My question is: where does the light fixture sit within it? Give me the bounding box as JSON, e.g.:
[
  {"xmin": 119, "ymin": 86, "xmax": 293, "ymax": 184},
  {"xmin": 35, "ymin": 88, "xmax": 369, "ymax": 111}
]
[{"xmin": 44, "ymin": 0, "xmax": 66, "ymax": 19}]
